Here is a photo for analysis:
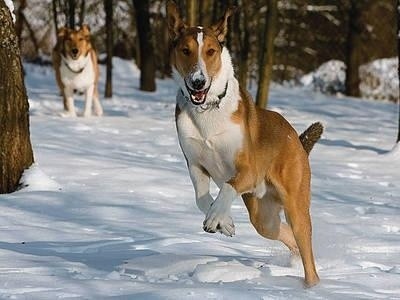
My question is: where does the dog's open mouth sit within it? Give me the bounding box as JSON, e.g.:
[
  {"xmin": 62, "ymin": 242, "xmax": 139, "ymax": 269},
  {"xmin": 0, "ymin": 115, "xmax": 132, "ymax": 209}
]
[{"xmin": 185, "ymin": 81, "xmax": 210, "ymax": 105}]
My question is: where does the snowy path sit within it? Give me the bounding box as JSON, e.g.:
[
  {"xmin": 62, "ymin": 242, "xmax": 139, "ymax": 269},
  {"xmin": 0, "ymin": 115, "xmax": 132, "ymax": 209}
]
[{"xmin": 0, "ymin": 59, "xmax": 399, "ymax": 299}]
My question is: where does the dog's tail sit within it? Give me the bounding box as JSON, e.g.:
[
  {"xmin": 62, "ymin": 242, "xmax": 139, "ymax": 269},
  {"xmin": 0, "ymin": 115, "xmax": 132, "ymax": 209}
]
[{"xmin": 299, "ymin": 122, "xmax": 324, "ymax": 155}]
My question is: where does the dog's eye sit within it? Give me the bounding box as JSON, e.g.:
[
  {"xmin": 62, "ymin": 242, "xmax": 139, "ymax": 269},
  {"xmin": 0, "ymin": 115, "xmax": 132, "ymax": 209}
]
[
  {"xmin": 79, "ymin": 38, "xmax": 84, "ymax": 41},
  {"xmin": 182, "ymin": 48, "xmax": 190, "ymax": 56},
  {"xmin": 207, "ymin": 49, "xmax": 216, "ymax": 56}
]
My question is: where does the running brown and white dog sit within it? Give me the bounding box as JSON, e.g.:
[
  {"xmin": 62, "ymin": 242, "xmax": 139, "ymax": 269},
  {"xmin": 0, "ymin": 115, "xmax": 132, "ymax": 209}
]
[
  {"xmin": 52, "ymin": 25, "xmax": 103, "ymax": 117},
  {"xmin": 167, "ymin": 1, "xmax": 322, "ymax": 287}
]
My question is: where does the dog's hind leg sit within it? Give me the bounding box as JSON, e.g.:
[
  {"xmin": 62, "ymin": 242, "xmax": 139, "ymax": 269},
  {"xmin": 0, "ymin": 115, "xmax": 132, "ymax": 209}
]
[
  {"xmin": 83, "ymin": 84, "xmax": 95, "ymax": 117},
  {"xmin": 243, "ymin": 193, "xmax": 298, "ymax": 254},
  {"xmin": 93, "ymin": 85, "xmax": 103, "ymax": 116},
  {"xmin": 282, "ymin": 189, "xmax": 319, "ymax": 287}
]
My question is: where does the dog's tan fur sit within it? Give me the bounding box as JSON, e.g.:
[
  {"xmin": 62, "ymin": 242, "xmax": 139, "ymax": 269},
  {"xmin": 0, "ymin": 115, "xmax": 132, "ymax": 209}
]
[
  {"xmin": 168, "ymin": 1, "xmax": 320, "ymax": 287},
  {"xmin": 52, "ymin": 25, "xmax": 102, "ymax": 117}
]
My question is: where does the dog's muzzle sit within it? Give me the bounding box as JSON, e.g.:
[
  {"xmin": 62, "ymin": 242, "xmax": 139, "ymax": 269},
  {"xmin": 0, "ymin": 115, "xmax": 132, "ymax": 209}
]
[{"xmin": 184, "ymin": 79, "xmax": 210, "ymax": 105}]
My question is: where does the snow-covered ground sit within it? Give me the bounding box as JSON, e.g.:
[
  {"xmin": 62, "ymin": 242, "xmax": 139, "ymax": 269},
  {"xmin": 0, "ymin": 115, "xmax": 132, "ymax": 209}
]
[{"xmin": 0, "ymin": 58, "xmax": 399, "ymax": 299}]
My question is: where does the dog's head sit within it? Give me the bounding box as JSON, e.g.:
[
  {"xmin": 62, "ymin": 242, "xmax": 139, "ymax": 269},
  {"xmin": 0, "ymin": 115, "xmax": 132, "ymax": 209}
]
[
  {"xmin": 167, "ymin": 1, "xmax": 235, "ymax": 106},
  {"xmin": 57, "ymin": 25, "xmax": 92, "ymax": 60}
]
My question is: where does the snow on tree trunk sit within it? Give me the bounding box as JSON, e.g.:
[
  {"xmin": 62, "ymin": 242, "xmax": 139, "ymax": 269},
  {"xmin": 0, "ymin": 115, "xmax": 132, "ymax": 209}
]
[
  {"xmin": 0, "ymin": 0, "xmax": 34, "ymax": 193},
  {"xmin": 4, "ymin": 0, "xmax": 15, "ymax": 22}
]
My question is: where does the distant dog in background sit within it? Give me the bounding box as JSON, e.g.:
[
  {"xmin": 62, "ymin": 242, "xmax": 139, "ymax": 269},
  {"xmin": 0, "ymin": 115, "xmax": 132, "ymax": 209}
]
[
  {"xmin": 52, "ymin": 24, "xmax": 103, "ymax": 117},
  {"xmin": 168, "ymin": 1, "xmax": 322, "ymax": 287}
]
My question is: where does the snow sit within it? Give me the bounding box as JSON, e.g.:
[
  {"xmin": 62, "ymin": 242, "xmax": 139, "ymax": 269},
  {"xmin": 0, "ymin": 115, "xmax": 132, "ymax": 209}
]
[
  {"xmin": 359, "ymin": 58, "xmax": 399, "ymax": 102},
  {"xmin": 4, "ymin": 0, "xmax": 15, "ymax": 23},
  {"xmin": 301, "ymin": 58, "xmax": 399, "ymax": 102},
  {"xmin": 0, "ymin": 57, "xmax": 399, "ymax": 299},
  {"xmin": 19, "ymin": 164, "xmax": 61, "ymax": 192},
  {"xmin": 301, "ymin": 60, "xmax": 346, "ymax": 95}
]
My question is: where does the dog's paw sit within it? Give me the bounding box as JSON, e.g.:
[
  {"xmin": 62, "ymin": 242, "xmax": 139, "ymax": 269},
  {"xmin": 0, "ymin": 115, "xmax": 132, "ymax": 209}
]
[
  {"xmin": 94, "ymin": 108, "xmax": 103, "ymax": 117},
  {"xmin": 82, "ymin": 110, "xmax": 92, "ymax": 118},
  {"xmin": 60, "ymin": 110, "xmax": 77, "ymax": 118},
  {"xmin": 203, "ymin": 203, "xmax": 235, "ymax": 237}
]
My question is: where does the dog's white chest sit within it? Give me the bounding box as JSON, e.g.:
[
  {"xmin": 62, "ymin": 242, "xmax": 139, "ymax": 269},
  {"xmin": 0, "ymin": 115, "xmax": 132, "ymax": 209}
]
[
  {"xmin": 60, "ymin": 55, "xmax": 95, "ymax": 90},
  {"xmin": 177, "ymin": 102, "xmax": 243, "ymax": 186}
]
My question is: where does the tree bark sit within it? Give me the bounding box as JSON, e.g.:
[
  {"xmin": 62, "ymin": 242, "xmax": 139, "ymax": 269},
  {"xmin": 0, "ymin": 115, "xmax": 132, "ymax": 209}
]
[
  {"xmin": 78, "ymin": 0, "xmax": 85, "ymax": 27},
  {"xmin": 104, "ymin": 0, "xmax": 113, "ymax": 98},
  {"xmin": 52, "ymin": 0, "xmax": 59, "ymax": 33},
  {"xmin": 15, "ymin": 0, "xmax": 26, "ymax": 48},
  {"xmin": 186, "ymin": 0, "xmax": 196, "ymax": 27},
  {"xmin": 0, "ymin": 0, "xmax": 34, "ymax": 193},
  {"xmin": 132, "ymin": 0, "xmax": 156, "ymax": 92},
  {"xmin": 397, "ymin": 0, "xmax": 400, "ymax": 143},
  {"xmin": 256, "ymin": 0, "xmax": 278, "ymax": 108},
  {"xmin": 199, "ymin": 0, "xmax": 211, "ymax": 26},
  {"xmin": 236, "ymin": 0, "xmax": 250, "ymax": 89},
  {"xmin": 345, "ymin": 1, "xmax": 361, "ymax": 97},
  {"xmin": 68, "ymin": 0, "xmax": 75, "ymax": 28}
]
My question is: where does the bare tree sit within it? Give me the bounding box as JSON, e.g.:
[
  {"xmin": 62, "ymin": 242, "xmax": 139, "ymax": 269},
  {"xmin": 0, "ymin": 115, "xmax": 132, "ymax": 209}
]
[
  {"xmin": 397, "ymin": 0, "xmax": 400, "ymax": 143},
  {"xmin": 186, "ymin": 0, "xmax": 196, "ymax": 26},
  {"xmin": 78, "ymin": 0, "xmax": 85, "ymax": 27},
  {"xmin": 15, "ymin": 0, "xmax": 26, "ymax": 46},
  {"xmin": 67, "ymin": 0, "xmax": 75, "ymax": 28},
  {"xmin": 104, "ymin": 0, "xmax": 113, "ymax": 98},
  {"xmin": 199, "ymin": 0, "xmax": 211, "ymax": 26},
  {"xmin": 345, "ymin": 0, "xmax": 362, "ymax": 97},
  {"xmin": 132, "ymin": 0, "xmax": 156, "ymax": 92},
  {"xmin": 235, "ymin": 0, "xmax": 250, "ymax": 89},
  {"xmin": 15, "ymin": 0, "xmax": 39, "ymax": 56},
  {"xmin": 256, "ymin": 0, "xmax": 278, "ymax": 108},
  {"xmin": 0, "ymin": 0, "xmax": 34, "ymax": 193},
  {"xmin": 52, "ymin": 0, "xmax": 59, "ymax": 33}
]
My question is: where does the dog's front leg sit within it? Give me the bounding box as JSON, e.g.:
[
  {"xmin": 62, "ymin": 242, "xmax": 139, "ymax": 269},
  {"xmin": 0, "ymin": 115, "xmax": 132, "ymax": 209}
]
[
  {"xmin": 189, "ymin": 164, "xmax": 214, "ymax": 215},
  {"xmin": 62, "ymin": 87, "xmax": 77, "ymax": 117},
  {"xmin": 83, "ymin": 84, "xmax": 95, "ymax": 117},
  {"xmin": 203, "ymin": 183, "xmax": 237, "ymax": 237}
]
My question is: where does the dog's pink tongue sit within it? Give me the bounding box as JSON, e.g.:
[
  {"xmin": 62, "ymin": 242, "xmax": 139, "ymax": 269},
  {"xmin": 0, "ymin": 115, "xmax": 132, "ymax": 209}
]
[{"xmin": 194, "ymin": 91, "xmax": 205, "ymax": 101}]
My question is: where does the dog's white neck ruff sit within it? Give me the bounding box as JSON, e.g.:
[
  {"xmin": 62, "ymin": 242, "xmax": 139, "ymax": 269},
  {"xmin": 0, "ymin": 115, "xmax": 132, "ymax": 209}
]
[{"xmin": 61, "ymin": 53, "xmax": 90, "ymax": 74}]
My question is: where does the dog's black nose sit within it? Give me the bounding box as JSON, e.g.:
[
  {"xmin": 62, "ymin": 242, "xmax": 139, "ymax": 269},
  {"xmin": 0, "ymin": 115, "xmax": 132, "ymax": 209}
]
[
  {"xmin": 71, "ymin": 48, "xmax": 79, "ymax": 55},
  {"xmin": 192, "ymin": 78, "xmax": 206, "ymax": 90}
]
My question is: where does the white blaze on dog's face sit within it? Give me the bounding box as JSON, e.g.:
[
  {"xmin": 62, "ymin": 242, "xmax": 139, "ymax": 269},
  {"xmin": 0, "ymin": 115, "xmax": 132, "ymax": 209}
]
[
  {"xmin": 167, "ymin": 1, "xmax": 235, "ymax": 105},
  {"xmin": 58, "ymin": 25, "xmax": 92, "ymax": 60}
]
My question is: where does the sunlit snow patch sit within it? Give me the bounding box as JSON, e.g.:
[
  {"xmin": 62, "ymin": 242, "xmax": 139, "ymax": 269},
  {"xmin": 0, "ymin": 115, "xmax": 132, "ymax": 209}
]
[
  {"xmin": 192, "ymin": 260, "xmax": 261, "ymax": 283},
  {"xmin": 19, "ymin": 164, "xmax": 61, "ymax": 191}
]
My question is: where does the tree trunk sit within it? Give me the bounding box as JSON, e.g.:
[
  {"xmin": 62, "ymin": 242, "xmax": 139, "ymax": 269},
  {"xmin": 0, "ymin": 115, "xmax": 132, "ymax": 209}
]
[
  {"xmin": 68, "ymin": 0, "xmax": 75, "ymax": 28},
  {"xmin": 15, "ymin": 0, "xmax": 26, "ymax": 47},
  {"xmin": 78, "ymin": 0, "xmax": 85, "ymax": 26},
  {"xmin": 186, "ymin": 0, "xmax": 196, "ymax": 27},
  {"xmin": 256, "ymin": 0, "xmax": 278, "ymax": 108},
  {"xmin": 236, "ymin": 0, "xmax": 250, "ymax": 89},
  {"xmin": 132, "ymin": 0, "xmax": 156, "ymax": 92},
  {"xmin": 104, "ymin": 0, "xmax": 113, "ymax": 98},
  {"xmin": 0, "ymin": 0, "xmax": 34, "ymax": 193},
  {"xmin": 52, "ymin": 0, "xmax": 59, "ymax": 33},
  {"xmin": 345, "ymin": 1, "xmax": 361, "ymax": 97},
  {"xmin": 397, "ymin": 0, "xmax": 400, "ymax": 143},
  {"xmin": 199, "ymin": 0, "xmax": 211, "ymax": 26}
]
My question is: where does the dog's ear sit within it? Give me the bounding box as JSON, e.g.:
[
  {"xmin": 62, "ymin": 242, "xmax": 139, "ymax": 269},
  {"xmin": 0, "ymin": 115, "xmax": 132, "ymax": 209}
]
[
  {"xmin": 166, "ymin": 1, "xmax": 186, "ymax": 41},
  {"xmin": 210, "ymin": 6, "xmax": 237, "ymax": 43},
  {"xmin": 81, "ymin": 24, "xmax": 91, "ymax": 38},
  {"xmin": 57, "ymin": 27, "xmax": 68, "ymax": 39}
]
